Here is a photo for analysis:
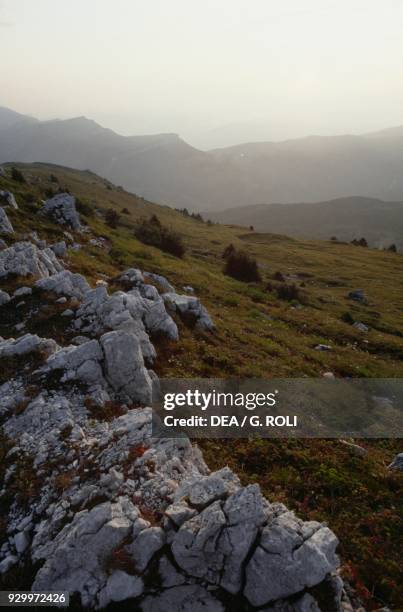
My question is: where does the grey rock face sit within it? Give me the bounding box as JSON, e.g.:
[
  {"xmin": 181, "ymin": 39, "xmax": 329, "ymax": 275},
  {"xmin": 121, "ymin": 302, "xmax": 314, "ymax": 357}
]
[
  {"xmin": 0, "ymin": 190, "xmax": 18, "ymax": 210},
  {"xmin": 32, "ymin": 501, "xmax": 134, "ymax": 607},
  {"xmin": 163, "ymin": 292, "xmax": 214, "ymax": 330},
  {"xmin": 43, "ymin": 338, "xmax": 104, "ymax": 388},
  {"xmin": 0, "ymin": 290, "xmax": 10, "ymax": 306},
  {"xmin": 130, "ymin": 526, "xmax": 165, "ymax": 572},
  {"xmin": 50, "ymin": 241, "xmax": 67, "ymax": 258},
  {"xmin": 244, "ymin": 511, "xmax": 339, "ymax": 606},
  {"xmin": 98, "ymin": 570, "xmax": 144, "ymax": 607},
  {"xmin": 42, "ymin": 193, "xmax": 81, "ymax": 230},
  {"xmin": 0, "ymin": 242, "xmax": 63, "ymax": 279},
  {"xmin": 13, "ymin": 286, "xmax": 32, "ymax": 298},
  {"xmin": 0, "ymin": 334, "xmax": 58, "ymax": 359},
  {"xmin": 100, "ymin": 330, "xmax": 153, "ymax": 404},
  {"xmin": 143, "ymin": 271, "xmax": 175, "ymax": 293},
  {"xmin": 0, "ymin": 166, "xmax": 5, "ymax": 177},
  {"xmin": 74, "ymin": 284, "xmax": 178, "ymax": 361},
  {"xmin": 387, "ymin": 452, "xmax": 403, "ymax": 471},
  {"xmin": 119, "ymin": 268, "xmax": 144, "ymax": 287},
  {"xmin": 0, "ymin": 207, "xmax": 14, "ymax": 235},
  {"xmin": 36, "ymin": 270, "xmax": 91, "ymax": 300},
  {"xmin": 171, "ymin": 484, "xmax": 267, "ymax": 592},
  {"xmin": 348, "ymin": 289, "xmax": 366, "ymax": 303}
]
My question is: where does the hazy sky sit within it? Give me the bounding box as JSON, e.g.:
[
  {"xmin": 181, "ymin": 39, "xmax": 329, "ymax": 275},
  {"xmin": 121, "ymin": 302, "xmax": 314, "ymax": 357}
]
[{"xmin": 1, "ymin": 0, "xmax": 403, "ymax": 148}]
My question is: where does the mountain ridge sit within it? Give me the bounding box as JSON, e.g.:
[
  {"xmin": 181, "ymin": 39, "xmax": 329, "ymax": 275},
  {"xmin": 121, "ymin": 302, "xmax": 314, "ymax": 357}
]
[{"xmin": 3, "ymin": 106, "xmax": 403, "ymax": 211}]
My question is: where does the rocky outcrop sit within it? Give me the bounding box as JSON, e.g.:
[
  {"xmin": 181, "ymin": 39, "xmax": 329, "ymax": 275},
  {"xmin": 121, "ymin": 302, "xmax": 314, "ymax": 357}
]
[
  {"xmin": 143, "ymin": 271, "xmax": 175, "ymax": 293},
  {"xmin": 163, "ymin": 292, "xmax": 214, "ymax": 330},
  {"xmin": 36, "ymin": 269, "xmax": 91, "ymax": 300},
  {"xmin": 0, "ymin": 190, "xmax": 18, "ymax": 210},
  {"xmin": 0, "ymin": 333, "xmax": 58, "ymax": 359},
  {"xmin": 73, "ymin": 283, "xmax": 178, "ymax": 362},
  {"xmin": 0, "ymin": 241, "xmax": 63, "ymax": 279},
  {"xmin": 388, "ymin": 452, "xmax": 403, "ymax": 471},
  {"xmin": 50, "ymin": 240, "xmax": 67, "ymax": 258},
  {"xmin": 42, "ymin": 193, "xmax": 82, "ymax": 230},
  {"xmin": 0, "ymin": 247, "xmax": 349, "ymax": 611},
  {"xmin": 0, "ymin": 289, "xmax": 10, "ymax": 306},
  {"xmin": 0, "ymin": 207, "xmax": 14, "ymax": 235}
]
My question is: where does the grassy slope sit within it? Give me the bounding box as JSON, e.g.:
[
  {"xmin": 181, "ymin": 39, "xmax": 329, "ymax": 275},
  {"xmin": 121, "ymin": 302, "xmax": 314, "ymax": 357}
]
[{"xmin": 1, "ymin": 162, "xmax": 402, "ymax": 609}]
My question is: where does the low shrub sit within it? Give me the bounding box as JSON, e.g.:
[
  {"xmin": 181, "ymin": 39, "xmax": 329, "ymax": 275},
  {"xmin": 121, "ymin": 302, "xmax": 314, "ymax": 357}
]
[
  {"xmin": 276, "ymin": 283, "xmax": 300, "ymax": 301},
  {"xmin": 224, "ymin": 249, "xmax": 261, "ymax": 282},
  {"xmin": 222, "ymin": 243, "xmax": 235, "ymax": 259},
  {"xmin": 11, "ymin": 167, "xmax": 25, "ymax": 183},
  {"xmin": 341, "ymin": 311, "xmax": 354, "ymax": 324},
  {"xmin": 273, "ymin": 271, "xmax": 285, "ymax": 281},
  {"xmin": 105, "ymin": 208, "xmax": 120, "ymax": 228},
  {"xmin": 134, "ymin": 215, "xmax": 185, "ymax": 257}
]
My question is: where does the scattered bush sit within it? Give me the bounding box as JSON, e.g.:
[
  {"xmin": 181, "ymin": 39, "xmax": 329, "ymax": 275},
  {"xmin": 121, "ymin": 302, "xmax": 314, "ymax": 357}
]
[
  {"xmin": 273, "ymin": 271, "xmax": 285, "ymax": 281},
  {"xmin": 176, "ymin": 208, "xmax": 204, "ymax": 222},
  {"xmin": 105, "ymin": 208, "xmax": 120, "ymax": 229},
  {"xmin": 351, "ymin": 237, "xmax": 368, "ymax": 247},
  {"xmin": 276, "ymin": 283, "xmax": 300, "ymax": 301},
  {"xmin": 222, "ymin": 243, "xmax": 236, "ymax": 259},
  {"xmin": 387, "ymin": 243, "xmax": 397, "ymax": 252},
  {"xmin": 224, "ymin": 249, "xmax": 261, "ymax": 282},
  {"xmin": 121, "ymin": 207, "xmax": 130, "ymax": 215},
  {"xmin": 11, "ymin": 167, "xmax": 25, "ymax": 183},
  {"xmin": 134, "ymin": 215, "xmax": 185, "ymax": 257},
  {"xmin": 341, "ymin": 311, "xmax": 354, "ymax": 325},
  {"xmin": 49, "ymin": 174, "xmax": 59, "ymax": 183}
]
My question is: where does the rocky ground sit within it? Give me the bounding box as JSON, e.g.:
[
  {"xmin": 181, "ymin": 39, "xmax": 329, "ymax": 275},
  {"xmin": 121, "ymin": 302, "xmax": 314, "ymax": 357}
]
[{"xmin": 0, "ymin": 190, "xmax": 384, "ymax": 610}]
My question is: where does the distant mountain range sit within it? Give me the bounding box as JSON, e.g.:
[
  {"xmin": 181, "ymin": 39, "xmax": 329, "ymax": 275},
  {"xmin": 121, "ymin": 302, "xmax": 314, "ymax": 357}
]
[
  {"xmin": 207, "ymin": 196, "xmax": 403, "ymax": 249},
  {"xmin": 2, "ymin": 106, "xmax": 403, "ymax": 216}
]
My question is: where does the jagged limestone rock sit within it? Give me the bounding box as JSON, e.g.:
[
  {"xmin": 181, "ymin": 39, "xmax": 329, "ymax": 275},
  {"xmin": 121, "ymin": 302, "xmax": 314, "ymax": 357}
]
[
  {"xmin": 50, "ymin": 241, "xmax": 67, "ymax": 258},
  {"xmin": 0, "ymin": 241, "xmax": 63, "ymax": 279},
  {"xmin": 0, "ymin": 290, "xmax": 10, "ymax": 306},
  {"xmin": 0, "ymin": 207, "xmax": 14, "ymax": 235},
  {"xmin": 0, "ymin": 334, "xmax": 58, "ymax": 359},
  {"xmin": 0, "ymin": 190, "xmax": 18, "ymax": 210},
  {"xmin": 100, "ymin": 330, "xmax": 153, "ymax": 404},
  {"xmin": 36, "ymin": 270, "xmax": 91, "ymax": 300},
  {"xmin": 243, "ymin": 511, "xmax": 339, "ymax": 606},
  {"xmin": 388, "ymin": 452, "xmax": 403, "ymax": 471},
  {"xmin": 143, "ymin": 271, "xmax": 175, "ymax": 292},
  {"xmin": 163, "ymin": 292, "xmax": 214, "ymax": 330},
  {"xmin": 42, "ymin": 193, "xmax": 82, "ymax": 230}
]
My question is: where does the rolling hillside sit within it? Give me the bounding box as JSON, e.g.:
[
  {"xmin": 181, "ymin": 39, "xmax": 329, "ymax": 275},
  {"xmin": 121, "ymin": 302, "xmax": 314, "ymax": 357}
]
[
  {"xmin": 207, "ymin": 196, "xmax": 403, "ymax": 249},
  {"xmin": 1, "ymin": 162, "xmax": 402, "ymax": 608}
]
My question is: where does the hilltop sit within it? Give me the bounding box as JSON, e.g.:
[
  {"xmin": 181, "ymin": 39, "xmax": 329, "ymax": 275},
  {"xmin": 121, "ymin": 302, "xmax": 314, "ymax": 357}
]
[{"xmin": 0, "ymin": 163, "xmax": 402, "ymax": 609}]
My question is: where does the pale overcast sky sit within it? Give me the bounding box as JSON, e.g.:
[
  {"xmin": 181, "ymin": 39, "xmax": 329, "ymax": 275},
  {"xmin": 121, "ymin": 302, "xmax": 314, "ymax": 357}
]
[{"xmin": 1, "ymin": 0, "xmax": 403, "ymax": 148}]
